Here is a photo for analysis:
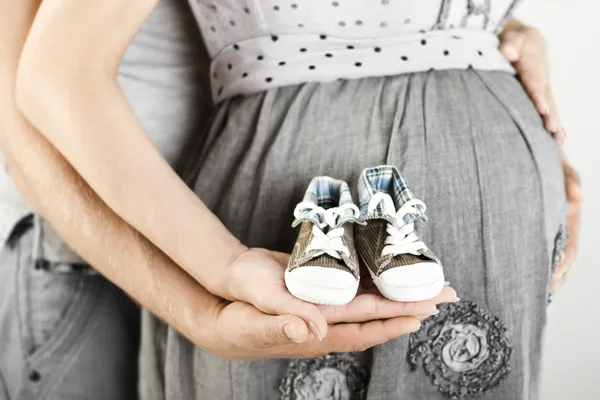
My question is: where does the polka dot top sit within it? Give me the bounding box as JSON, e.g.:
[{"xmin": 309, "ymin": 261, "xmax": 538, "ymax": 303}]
[{"xmin": 189, "ymin": 0, "xmax": 521, "ymax": 102}]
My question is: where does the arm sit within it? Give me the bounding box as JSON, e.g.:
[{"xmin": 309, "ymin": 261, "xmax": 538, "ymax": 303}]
[
  {"xmin": 0, "ymin": 0, "xmax": 219, "ymax": 350},
  {"xmin": 1, "ymin": 0, "xmax": 442, "ymax": 356},
  {"xmin": 15, "ymin": 0, "xmax": 242, "ymax": 295},
  {"xmin": 14, "ymin": 0, "xmax": 331, "ymax": 335}
]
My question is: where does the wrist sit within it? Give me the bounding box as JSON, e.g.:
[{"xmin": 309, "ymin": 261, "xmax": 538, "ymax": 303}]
[{"xmin": 202, "ymin": 236, "xmax": 249, "ymax": 300}]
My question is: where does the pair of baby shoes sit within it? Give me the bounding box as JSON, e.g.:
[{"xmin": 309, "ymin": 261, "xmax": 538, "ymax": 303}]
[{"xmin": 285, "ymin": 166, "xmax": 444, "ymax": 305}]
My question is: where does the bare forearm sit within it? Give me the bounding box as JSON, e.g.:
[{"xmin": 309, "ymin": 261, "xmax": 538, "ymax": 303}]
[
  {"xmin": 15, "ymin": 0, "xmax": 246, "ymax": 296},
  {"xmin": 4, "ymin": 133, "xmax": 219, "ymax": 343},
  {"xmin": 1, "ymin": 0, "xmax": 218, "ymax": 348}
]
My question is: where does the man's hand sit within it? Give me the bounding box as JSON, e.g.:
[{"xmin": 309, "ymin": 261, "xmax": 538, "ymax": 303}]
[
  {"xmin": 206, "ymin": 286, "xmax": 457, "ymax": 359},
  {"xmin": 500, "ymin": 19, "xmax": 566, "ymax": 143},
  {"xmin": 225, "ymin": 248, "xmax": 459, "ymax": 342}
]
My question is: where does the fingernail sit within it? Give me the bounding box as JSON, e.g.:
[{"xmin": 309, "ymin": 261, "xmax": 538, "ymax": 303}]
[
  {"xmin": 558, "ymin": 126, "xmax": 567, "ymax": 140},
  {"xmin": 542, "ymin": 104, "xmax": 550, "ymax": 116},
  {"xmin": 444, "ymin": 281, "xmax": 451, "ymax": 287},
  {"xmin": 502, "ymin": 45, "xmax": 519, "ymax": 61},
  {"xmin": 430, "ymin": 309, "xmax": 440, "ymax": 316},
  {"xmin": 410, "ymin": 322, "xmax": 422, "ymax": 332},
  {"xmin": 309, "ymin": 321, "xmax": 323, "ymax": 341},
  {"xmin": 454, "ymin": 297, "xmax": 461, "ymax": 302},
  {"xmin": 284, "ymin": 324, "xmax": 301, "ymax": 343}
]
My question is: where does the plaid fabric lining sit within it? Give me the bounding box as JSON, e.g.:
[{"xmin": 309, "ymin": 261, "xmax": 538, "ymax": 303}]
[
  {"xmin": 357, "ymin": 165, "xmax": 426, "ymax": 224},
  {"xmin": 294, "ymin": 177, "xmax": 359, "ymax": 227}
]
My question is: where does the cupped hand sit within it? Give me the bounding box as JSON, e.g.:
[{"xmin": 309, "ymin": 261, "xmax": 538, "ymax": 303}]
[
  {"xmin": 206, "ymin": 286, "xmax": 457, "ymax": 359},
  {"xmin": 224, "ymin": 248, "xmax": 330, "ymax": 341},
  {"xmin": 550, "ymin": 152, "xmax": 582, "ymax": 293},
  {"xmin": 499, "ymin": 20, "xmax": 566, "ymax": 143}
]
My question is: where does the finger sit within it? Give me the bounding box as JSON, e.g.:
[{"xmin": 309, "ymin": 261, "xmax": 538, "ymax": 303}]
[
  {"xmin": 555, "ymin": 243, "xmax": 577, "ymax": 277},
  {"xmin": 247, "ymin": 309, "xmax": 310, "ymax": 347},
  {"xmin": 270, "ymin": 251, "xmax": 291, "ymax": 266},
  {"xmin": 232, "ymin": 251, "xmax": 329, "ymax": 340},
  {"xmin": 553, "ymin": 259, "xmax": 570, "ymax": 280},
  {"xmin": 518, "ymin": 65, "xmax": 550, "ymax": 116},
  {"xmin": 320, "ymin": 286, "xmax": 457, "ymax": 324},
  {"xmin": 563, "ymin": 162, "xmax": 582, "ymax": 203},
  {"xmin": 217, "ymin": 302, "xmax": 311, "ymax": 352},
  {"xmin": 320, "ymin": 317, "xmax": 422, "ymax": 353},
  {"xmin": 319, "ymin": 294, "xmax": 438, "ymax": 323},
  {"xmin": 428, "ymin": 285, "xmax": 459, "ymax": 304},
  {"xmin": 514, "ymin": 44, "xmax": 550, "ymax": 116},
  {"xmin": 542, "ymin": 86, "xmax": 564, "ymax": 139},
  {"xmin": 256, "ymin": 288, "xmax": 329, "ymax": 341},
  {"xmin": 551, "ymin": 272, "xmax": 568, "ymax": 294},
  {"xmin": 499, "ymin": 30, "xmax": 526, "ymax": 62}
]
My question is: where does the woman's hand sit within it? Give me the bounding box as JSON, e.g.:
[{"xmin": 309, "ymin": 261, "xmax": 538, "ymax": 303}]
[
  {"xmin": 499, "ymin": 19, "xmax": 566, "ymax": 143},
  {"xmin": 499, "ymin": 21, "xmax": 582, "ymax": 294},
  {"xmin": 550, "ymin": 153, "xmax": 582, "ymax": 293},
  {"xmin": 225, "ymin": 248, "xmax": 331, "ymax": 340},
  {"xmin": 206, "ymin": 286, "xmax": 457, "ymax": 359},
  {"xmin": 224, "ymin": 248, "xmax": 459, "ymax": 341}
]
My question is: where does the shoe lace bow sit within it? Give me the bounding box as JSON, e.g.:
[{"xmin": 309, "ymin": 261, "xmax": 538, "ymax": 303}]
[
  {"xmin": 367, "ymin": 192, "xmax": 427, "ymax": 257},
  {"xmin": 293, "ymin": 201, "xmax": 360, "ymax": 260}
]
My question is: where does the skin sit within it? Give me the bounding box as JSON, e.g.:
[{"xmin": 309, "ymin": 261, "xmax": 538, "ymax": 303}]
[
  {"xmin": 500, "ymin": 19, "xmax": 566, "ymax": 142},
  {"xmin": 15, "ymin": 0, "xmax": 334, "ymax": 339},
  {"xmin": 1, "ymin": 0, "xmax": 455, "ymax": 358},
  {"xmin": 499, "ymin": 20, "xmax": 582, "ymax": 291},
  {"xmin": 0, "ymin": 2, "xmax": 577, "ymax": 358}
]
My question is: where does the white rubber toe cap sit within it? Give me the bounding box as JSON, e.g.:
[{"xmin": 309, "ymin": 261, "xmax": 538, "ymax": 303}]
[
  {"xmin": 378, "ymin": 262, "xmax": 443, "ymax": 287},
  {"xmin": 285, "ymin": 267, "xmax": 359, "ymax": 305},
  {"xmin": 286, "ymin": 266, "xmax": 357, "ymax": 289},
  {"xmin": 372, "ymin": 262, "xmax": 445, "ymax": 302}
]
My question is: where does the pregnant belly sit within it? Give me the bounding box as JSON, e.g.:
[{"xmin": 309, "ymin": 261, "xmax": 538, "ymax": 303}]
[{"xmin": 184, "ymin": 69, "xmax": 566, "ymax": 267}]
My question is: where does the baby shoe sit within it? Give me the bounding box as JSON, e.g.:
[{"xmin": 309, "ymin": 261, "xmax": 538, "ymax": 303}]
[
  {"xmin": 355, "ymin": 166, "xmax": 444, "ymax": 302},
  {"xmin": 285, "ymin": 177, "xmax": 362, "ymax": 305}
]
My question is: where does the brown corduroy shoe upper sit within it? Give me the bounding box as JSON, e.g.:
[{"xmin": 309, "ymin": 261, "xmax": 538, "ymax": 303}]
[
  {"xmin": 355, "ymin": 219, "xmax": 440, "ymax": 277},
  {"xmin": 288, "ymin": 220, "xmax": 360, "ymax": 278}
]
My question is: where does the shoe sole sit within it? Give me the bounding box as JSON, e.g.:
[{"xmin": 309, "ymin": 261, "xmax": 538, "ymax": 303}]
[
  {"xmin": 284, "ymin": 269, "xmax": 359, "ymax": 306},
  {"xmin": 368, "ymin": 268, "xmax": 445, "ymax": 302}
]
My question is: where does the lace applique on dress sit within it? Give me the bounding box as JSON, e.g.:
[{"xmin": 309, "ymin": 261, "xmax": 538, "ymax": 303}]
[
  {"xmin": 407, "ymin": 300, "xmax": 512, "ymax": 398},
  {"xmin": 279, "ymin": 353, "xmax": 370, "ymax": 400}
]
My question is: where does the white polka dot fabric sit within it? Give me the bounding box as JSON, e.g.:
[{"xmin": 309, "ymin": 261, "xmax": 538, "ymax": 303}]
[{"xmin": 188, "ymin": 0, "xmax": 521, "ymax": 101}]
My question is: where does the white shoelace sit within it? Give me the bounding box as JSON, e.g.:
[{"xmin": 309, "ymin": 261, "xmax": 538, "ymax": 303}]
[
  {"xmin": 367, "ymin": 192, "xmax": 427, "ymax": 257},
  {"xmin": 294, "ymin": 201, "xmax": 360, "ymax": 260}
]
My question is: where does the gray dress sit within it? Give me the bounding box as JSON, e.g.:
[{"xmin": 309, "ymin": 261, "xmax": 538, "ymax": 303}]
[
  {"xmin": 140, "ymin": 69, "xmax": 567, "ymax": 399},
  {"xmin": 139, "ymin": 1, "xmax": 568, "ymax": 399}
]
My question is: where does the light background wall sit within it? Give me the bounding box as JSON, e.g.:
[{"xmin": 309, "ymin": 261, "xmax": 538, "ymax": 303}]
[{"xmin": 514, "ymin": 1, "xmax": 600, "ymax": 399}]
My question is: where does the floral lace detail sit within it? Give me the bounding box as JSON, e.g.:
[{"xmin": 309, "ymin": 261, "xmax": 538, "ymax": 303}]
[
  {"xmin": 279, "ymin": 353, "xmax": 370, "ymax": 400},
  {"xmin": 407, "ymin": 301, "xmax": 512, "ymax": 399},
  {"xmin": 548, "ymin": 223, "xmax": 569, "ymax": 304}
]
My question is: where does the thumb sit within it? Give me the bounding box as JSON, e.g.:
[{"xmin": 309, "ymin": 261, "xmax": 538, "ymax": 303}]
[
  {"xmin": 250, "ymin": 314, "xmax": 310, "ymax": 347},
  {"xmin": 499, "ymin": 30, "xmax": 526, "ymax": 62}
]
